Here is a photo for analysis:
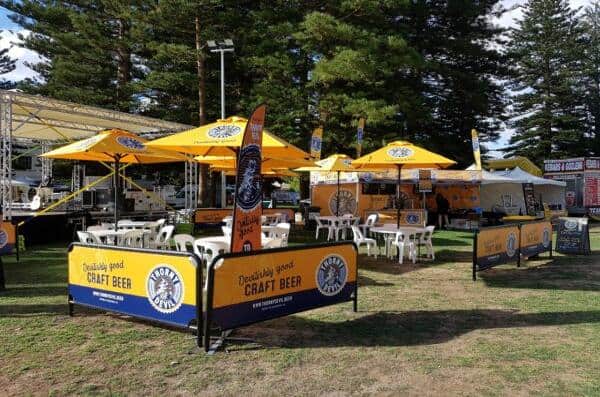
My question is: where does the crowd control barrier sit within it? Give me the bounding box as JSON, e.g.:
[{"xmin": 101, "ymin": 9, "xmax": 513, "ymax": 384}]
[
  {"xmin": 203, "ymin": 242, "xmax": 358, "ymax": 352},
  {"xmin": 68, "ymin": 244, "xmax": 202, "ymax": 338},
  {"xmin": 0, "ymin": 221, "xmax": 18, "ymax": 290},
  {"xmin": 473, "ymin": 221, "xmax": 552, "ymax": 280}
]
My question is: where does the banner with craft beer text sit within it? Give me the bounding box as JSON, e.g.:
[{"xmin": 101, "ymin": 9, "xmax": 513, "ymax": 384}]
[
  {"xmin": 68, "ymin": 244, "xmax": 200, "ymax": 328},
  {"xmin": 520, "ymin": 221, "xmax": 552, "ymax": 257},
  {"xmin": 231, "ymin": 104, "xmax": 265, "ymax": 253},
  {"xmin": 206, "ymin": 243, "xmax": 357, "ymax": 331},
  {"xmin": 475, "ymin": 225, "xmax": 520, "ymax": 270},
  {"xmin": 0, "ymin": 221, "xmax": 16, "ymax": 255}
]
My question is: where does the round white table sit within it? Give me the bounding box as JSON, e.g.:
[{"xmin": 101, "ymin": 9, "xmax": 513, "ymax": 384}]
[{"xmin": 88, "ymin": 229, "xmax": 151, "ymax": 247}]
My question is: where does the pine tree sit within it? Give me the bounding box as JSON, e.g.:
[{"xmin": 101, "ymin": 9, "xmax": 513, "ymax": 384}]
[
  {"xmin": 0, "ymin": 0, "xmax": 144, "ymax": 110},
  {"xmin": 0, "ymin": 43, "xmax": 16, "ymax": 89},
  {"xmin": 581, "ymin": 1, "xmax": 600, "ymax": 154},
  {"xmin": 505, "ymin": 0, "xmax": 586, "ymax": 164}
]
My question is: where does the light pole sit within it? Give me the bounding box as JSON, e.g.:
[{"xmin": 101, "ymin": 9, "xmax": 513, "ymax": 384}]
[
  {"xmin": 207, "ymin": 39, "xmax": 234, "ymax": 208},
  {"xmin": 207, "ymin": 39, "xmax": 234, "ymax": 119}
]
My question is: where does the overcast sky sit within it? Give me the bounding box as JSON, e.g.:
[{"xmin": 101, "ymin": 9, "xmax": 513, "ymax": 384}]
[{"xmin": 0, "ymin": 1, "xmax": 596, "ymax": 155}]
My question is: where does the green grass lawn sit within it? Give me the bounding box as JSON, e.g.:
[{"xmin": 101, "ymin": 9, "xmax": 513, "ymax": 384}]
[{"xmin": 1, "ymin": 227, "xmax": 600, "ymax": 395}]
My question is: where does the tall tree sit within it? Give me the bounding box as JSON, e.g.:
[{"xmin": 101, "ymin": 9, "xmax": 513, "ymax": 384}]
[
  {"xmin": 505, "ymin": 0, "xmax": 586, "ymax": 164},
  {"xmin": 581, "ymin": 1, "xmax": 600, "ymax": 154},
  {"xmin": 1, "ymin": 0, "xmax": 144, "ymax": 110},
  {"xmin": 0, "ymin": 40, "xmax": 16, "ymax": 89}
]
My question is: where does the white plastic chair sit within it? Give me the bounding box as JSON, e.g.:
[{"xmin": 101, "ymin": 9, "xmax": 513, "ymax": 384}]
[
  {"xmin": 390, "ymin": 231, "xmax": 416, "ymax": 264},
  {"xmin": 77, "ymin": 231, "xmax": 101, "ymax": 245},
  {"xmin": 173, "ymin": 234, "xmax": 195, "ymax": 252},
  {"xmin": 152, "ymin": 225, "xmax": 175, "ymax": 249},
  {"xmin": 417, "ymin": 226, "xmax": 435, "ymax": 260},
  {"xmin": 87, "ymin": 225, "xmax": 107, "ymax": 232},
  {"xmin": 121, "ymin": 230, "xmax": 145, "ymax": 248},
  {"xmin": 117, "ymin": 219, "xmax": 134, "ymax": 229},
  {"xmin": 221, "ymin": 226, "xmax": 232, "ymax": 240},
  {"xmin": 351, "ymin": 226, "xmax": 377, "ymax": 258},
  {"xmin": 315, "ymin": 216, "xmax": 334, "ymax": 241},
  {"xmin": 358, "ymin": 214, "xmax": 378, "ymax": 237},
  {"xmin": 262, "ymin": 238, "xmax": 282, "ymax": 249},
  {"xmin": 222, "ymin": 216, "xmax": 233, "ymax": 228},
  {"xmin": 274, "ymin": 223, "xmax": 291, "ymax": 247}
]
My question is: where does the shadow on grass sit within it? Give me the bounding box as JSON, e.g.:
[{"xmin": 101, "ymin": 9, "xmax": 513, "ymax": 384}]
[
  {"xmin": 0, "ymin": 285, "xmax": 66, "ymax": 298},
  {"xmin": 480, "ymin": 256, "xmax": 600, "ymax": 291},
  {"xmin": 238, "ymin": 309, "xmax": 600, "ymax": 349},
  {"xmin": 0, "ymin": 303, "xmax": 67, "ymax": 317}
]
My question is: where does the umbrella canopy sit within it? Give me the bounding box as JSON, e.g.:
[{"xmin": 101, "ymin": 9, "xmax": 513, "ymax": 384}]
[
  {"xmin": 352, "ymin": 140, "xmax": 456, "ymax": 169},
  {"xmin": 215, "ymin": 167, "xmax": 299, "ymax": 178},
  {"xmin": 41, "ymin": 129, "xmax": 186, "ymax": 230},
  {"xmin": 194, "ymin": 155, "xmax": 314, "ymax": 169},
  {"xmin": 41, "ymin": 129, "xmax": 187, "ymax": 163},
  {"xmin": 295, "ymin": 153, "xmax": 354, "ymax": 172},
  {"xmin": 296, "ymin": 153, "xmax": 355, "ymax": 216},
  {"xmin": 146, "ymin": 116, "xmax": 311, "ymax": 159},
  {"xmin": 352, "ymin": 141, "xmax": 455, "ymax": 227}
]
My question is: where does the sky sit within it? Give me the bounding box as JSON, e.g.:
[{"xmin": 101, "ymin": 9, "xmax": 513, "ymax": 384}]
[{"xmin": 0, "ymin": 1, "xmax": 596, "ymax": 155}]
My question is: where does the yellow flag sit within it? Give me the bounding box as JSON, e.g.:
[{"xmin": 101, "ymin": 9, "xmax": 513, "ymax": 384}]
[
  {"xmin": 356, "ymin": 118, "xmax": 365, "ymax": 158},
  {"xmin": 310, "ymin": 127, "xmax": 323, "ymax": 160},
  {"xmin": 471, "ymin": 129, "xmax": 482, "ymax": 170}
]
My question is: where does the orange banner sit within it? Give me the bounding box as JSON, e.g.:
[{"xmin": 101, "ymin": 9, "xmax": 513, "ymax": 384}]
[
  {"xmin": 231, "ymin": 105, "xmax": 266, "ymax": 253},
  {"xmin": 0, "ymin": 221, "xmax": 16, "ymax": 255}
]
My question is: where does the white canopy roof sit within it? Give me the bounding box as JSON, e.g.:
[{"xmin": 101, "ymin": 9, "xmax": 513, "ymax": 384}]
[
  {"xmin": 466, "ymin": 164, "xmax": 517, "ymax": 185},
  {"xmin": 492, "ymin": 167, "xmax": 566, "ymax": 187}
]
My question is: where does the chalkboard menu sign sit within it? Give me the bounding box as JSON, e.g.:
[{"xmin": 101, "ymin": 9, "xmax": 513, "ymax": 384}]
[
  {"xmin": 522, "ymin": 183, "xmax": 537, "ymax": 216},
  {"xmin": 556, "ymin": 217, "xmax": 591, "ymax": 255}
]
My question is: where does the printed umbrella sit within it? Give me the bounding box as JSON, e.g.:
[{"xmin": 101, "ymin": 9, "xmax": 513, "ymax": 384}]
[
  {"xmin": 145, "ymin": 116, "xmax": 311, "ymax": 160},
  {"xmin": 41, "ymin": 129, "xmax": 186, "ymax": 228},
  {"xmin": 352, "ymin": 141, "xmax": 456, "ymax": 226},
  {"xmin": 194, "ymin": 155, "xmax": 314, "ymax": 170},
  {"xmin": 296, "ymin": 154, "xmax": 355, "ymax": 216}
]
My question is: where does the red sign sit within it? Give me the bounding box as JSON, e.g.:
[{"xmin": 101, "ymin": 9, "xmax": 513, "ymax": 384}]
[
  {"xmin": 230, "ymin": 105, "xmax": 266, "ymax": 253},
  {"xmin": 584, "ymin": 173, "xmax": 600, "ymax": 207}
]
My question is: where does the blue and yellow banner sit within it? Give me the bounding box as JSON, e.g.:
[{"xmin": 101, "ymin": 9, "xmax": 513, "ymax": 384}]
[
  {"xmin": 207, "ymin": 243, "xmax": 357, "ymax": 331},
  {"xmin": 476, "ymin": 225, "xmax": 520, "ymax": 270},
  {"xmin": 231, "ymin": 104, "xmax": 265, "ymax": 253},
  {"xmin": 520, "ymin": 221, "xmax": 552, "ymax": 257},
  {"xmin": 0, "ymin": 221, "xmax": 16, "ymax": 256},
  {"xmin": 356, "ymin": 118, "xmax": 365, "ymax": 158},
  {"xmin": 471, "ymin": 129, "xmax": 482, "ymax": 170},
  {"xmin": 310, "ymin": 127, "xmax": 323, "ymax": 160},
  {"xmin": 68, "ymin": 244, "xmax": 199, "ymax": 328}
]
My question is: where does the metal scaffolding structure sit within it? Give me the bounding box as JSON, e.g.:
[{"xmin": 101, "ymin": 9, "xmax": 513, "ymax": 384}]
[
  {"xmin": 184, "ymin": 159, "xmax": 198, "ymax": 212},
  {"xmin": 0, "ymin": 90, "xmax": 194, "ymax": 220}
]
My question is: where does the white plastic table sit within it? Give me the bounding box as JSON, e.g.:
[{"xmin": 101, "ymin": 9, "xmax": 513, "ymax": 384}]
[
  {"xmin": 88, "ymin": 229, "xmax": 151, "ymax": 246},
  {"xmin": 117, "ymin": 220, "xmax": 151, "ymax": 229}
]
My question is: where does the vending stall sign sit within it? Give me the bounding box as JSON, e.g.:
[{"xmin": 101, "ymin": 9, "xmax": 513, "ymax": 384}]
[
  {"xmin": 555, "ymin": 217, "xmax": 590, "ymax": 255},
  {"xmin": 204, "ymin": 242, "xmax": 357, "ymax": 351},
  {"xmin": 0, "ymin": 221, "xmax": 16, "ymax": 256}
]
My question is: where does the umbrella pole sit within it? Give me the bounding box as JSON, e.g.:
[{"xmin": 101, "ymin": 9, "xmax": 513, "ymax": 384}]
[
  {"xmin": 397, "ymin": 165, "xmax": 402, "ymax": 228},
  {"xmin": 337, "ymin": 171, "xmax": 340, "ymax": 217},
  {"xmin": 114, "ymin": 157, "xmax": 120, "ymax": 231}
]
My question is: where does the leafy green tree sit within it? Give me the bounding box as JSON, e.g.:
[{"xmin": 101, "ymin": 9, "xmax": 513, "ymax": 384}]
[{"xmin": 505, "ymin": 0, "xmax": 586, "ymax": 164}]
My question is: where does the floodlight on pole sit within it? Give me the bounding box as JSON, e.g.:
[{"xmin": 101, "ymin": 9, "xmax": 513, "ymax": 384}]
[{"xmin": 207, "ymin": 39, "xmax": 234, "ymax": 119}]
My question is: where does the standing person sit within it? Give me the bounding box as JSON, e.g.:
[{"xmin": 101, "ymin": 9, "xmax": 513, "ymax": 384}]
[{"xmin": 436, "ymin": 193, "xmax": 450, "ymax": 229}]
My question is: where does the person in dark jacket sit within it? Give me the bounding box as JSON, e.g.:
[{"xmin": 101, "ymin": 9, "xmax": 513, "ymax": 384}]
[{"xmin": 436, "ymin": 193, "xmax": 450, "ymax": 229}]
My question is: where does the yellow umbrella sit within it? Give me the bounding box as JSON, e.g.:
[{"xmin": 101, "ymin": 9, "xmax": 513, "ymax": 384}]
[
  {"xmin": 194, "ymin": 155, "xmax": 314, "ymax": 169},
  {"xmin": 352, "ymin": 140, "xmax": 456, "ymax": 226},
  {"xmin": 41, "ymin": 129, "xmax": 187, "ymax": 227},
  {"xmin": 146, "ymin": 116, "xmax": 311, "ymax": 159},
  {"xmin": 296, "ymin": 154, "xmax": 354, "ymax": 216}
]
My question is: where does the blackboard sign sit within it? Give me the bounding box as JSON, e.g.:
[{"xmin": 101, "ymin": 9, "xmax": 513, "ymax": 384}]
[
  {"xmin": 522, "ymin": 183, "xmax": 536, "ymax": 216},
  {"xmin": 556, "ymin": 217, "xmax": 591, "ymax": 255}
]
